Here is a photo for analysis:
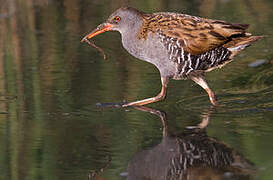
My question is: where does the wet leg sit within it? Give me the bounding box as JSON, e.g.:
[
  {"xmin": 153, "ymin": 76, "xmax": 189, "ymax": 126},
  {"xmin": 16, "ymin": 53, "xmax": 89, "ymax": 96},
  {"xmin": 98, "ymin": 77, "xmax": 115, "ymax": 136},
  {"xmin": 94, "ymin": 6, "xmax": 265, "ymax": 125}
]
[
  {"xmin": 191, "ymin": 76, "xmax": 218, "ymax": 106},
  {"xmin": 122, "ymin": 77, "xmax": 169, "ymax": 107}
]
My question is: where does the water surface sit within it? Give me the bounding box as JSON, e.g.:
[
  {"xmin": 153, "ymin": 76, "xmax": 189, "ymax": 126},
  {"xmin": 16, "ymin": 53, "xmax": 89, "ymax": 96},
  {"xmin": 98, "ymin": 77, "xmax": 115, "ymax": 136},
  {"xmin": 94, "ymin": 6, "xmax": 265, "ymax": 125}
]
[{"xmin": 0, "ymin": 0, "xmax": 273, "ymax": 180}]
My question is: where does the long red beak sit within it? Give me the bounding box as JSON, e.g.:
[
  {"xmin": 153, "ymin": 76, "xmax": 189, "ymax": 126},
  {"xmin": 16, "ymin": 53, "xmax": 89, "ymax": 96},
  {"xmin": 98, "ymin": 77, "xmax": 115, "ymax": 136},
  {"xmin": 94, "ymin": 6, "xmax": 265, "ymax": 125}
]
[{"xmin": 81, "ymin": 23, "xmax": 114, "ymax": 42}]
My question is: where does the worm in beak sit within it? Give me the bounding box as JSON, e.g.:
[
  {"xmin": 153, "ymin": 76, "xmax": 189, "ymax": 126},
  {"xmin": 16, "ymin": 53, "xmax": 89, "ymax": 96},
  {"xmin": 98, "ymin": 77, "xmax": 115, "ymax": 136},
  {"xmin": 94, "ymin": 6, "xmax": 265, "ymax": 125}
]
[{"xmin": 81, "ymin": 23, "xmax": 114, "ymax": 60}]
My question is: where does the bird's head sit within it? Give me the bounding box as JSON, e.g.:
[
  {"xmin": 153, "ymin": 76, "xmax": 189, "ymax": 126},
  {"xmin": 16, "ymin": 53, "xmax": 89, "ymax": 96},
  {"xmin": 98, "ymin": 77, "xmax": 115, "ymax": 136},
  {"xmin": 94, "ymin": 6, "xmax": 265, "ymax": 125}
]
[{"xmin": 81, "ymin": 7, "xmax": 144, "ymax": 42}]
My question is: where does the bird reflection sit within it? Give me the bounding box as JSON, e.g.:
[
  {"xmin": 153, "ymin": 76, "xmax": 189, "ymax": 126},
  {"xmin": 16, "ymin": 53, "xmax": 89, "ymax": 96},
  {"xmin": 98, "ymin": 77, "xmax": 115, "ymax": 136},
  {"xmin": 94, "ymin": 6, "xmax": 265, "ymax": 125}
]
[
  {"xmin": 90, "ymin": 106, "xmax": 255, "ymax": 180},
  {"xmin": 125, "ymin": 106, "xmax": 255, "ymax": 180}
]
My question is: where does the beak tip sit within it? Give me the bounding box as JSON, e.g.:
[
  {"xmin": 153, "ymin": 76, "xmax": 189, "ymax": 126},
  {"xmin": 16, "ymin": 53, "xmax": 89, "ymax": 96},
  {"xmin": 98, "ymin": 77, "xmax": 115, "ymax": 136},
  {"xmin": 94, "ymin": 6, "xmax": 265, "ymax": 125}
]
[{"xmin": 81, "ymin": 23, "xmax": 113, "ymax": 43}]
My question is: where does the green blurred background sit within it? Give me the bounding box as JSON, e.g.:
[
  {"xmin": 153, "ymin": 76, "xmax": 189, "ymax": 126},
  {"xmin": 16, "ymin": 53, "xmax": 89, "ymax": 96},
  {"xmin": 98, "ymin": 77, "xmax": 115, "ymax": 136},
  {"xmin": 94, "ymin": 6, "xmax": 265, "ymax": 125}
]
[{"xmin": 0, "ymin": 0, "xmax": 272, "ymax": 179}]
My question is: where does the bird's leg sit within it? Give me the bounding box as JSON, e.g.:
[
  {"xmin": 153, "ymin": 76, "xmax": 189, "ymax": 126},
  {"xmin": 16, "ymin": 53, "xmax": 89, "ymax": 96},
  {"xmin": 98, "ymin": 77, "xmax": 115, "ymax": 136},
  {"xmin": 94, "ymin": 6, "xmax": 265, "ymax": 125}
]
[
  {"xmin": 122, "ymin": 77, "xmax": 169, "ymax": 107},
  {"xmin": 191, "ymin": 76, "xmax": 218, "ymax": 106}
]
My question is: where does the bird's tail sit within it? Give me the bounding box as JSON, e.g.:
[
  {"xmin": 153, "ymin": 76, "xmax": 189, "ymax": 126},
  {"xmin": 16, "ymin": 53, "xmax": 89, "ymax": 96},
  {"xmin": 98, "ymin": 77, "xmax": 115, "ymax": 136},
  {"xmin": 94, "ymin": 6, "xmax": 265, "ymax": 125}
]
[{"xmin": 224, "ymin": 35, "xmax": 263, "ymax": 58}]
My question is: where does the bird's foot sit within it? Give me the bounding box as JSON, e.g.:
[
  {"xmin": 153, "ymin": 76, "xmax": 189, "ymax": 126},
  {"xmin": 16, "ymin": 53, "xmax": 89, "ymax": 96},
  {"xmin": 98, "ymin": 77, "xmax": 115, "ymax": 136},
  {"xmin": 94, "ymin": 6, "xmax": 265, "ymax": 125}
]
[
  {"xmin": 122, "ymin": 101, "xmax": 145, "ymax": 107},
  {"xmin": 96, "ymin": 102, "xmax": 128, "ymax": 108},
  {"xmin": 122, "ymin": 95, "xmax": 164, "ymax": 107},
  {"xmin": 208, "ymin": 91, "xmax": 219, "ymax": 106},
  {"xmin": 210, "ymin": 96, "xmax": 219, "ymax": 106},
  {"xmin": 95, "ymin": 100, "xmax": 151, "ymax": 108},
  {"xmin": 210, "ymin": 98, "xmax": 219, "ymax": 106}
]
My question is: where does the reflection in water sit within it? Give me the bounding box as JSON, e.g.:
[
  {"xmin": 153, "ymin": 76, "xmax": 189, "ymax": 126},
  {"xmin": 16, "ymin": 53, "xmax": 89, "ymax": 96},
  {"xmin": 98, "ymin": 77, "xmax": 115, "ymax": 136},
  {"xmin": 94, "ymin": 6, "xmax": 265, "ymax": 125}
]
[
  {"xmin": 89, "ymin": 106, "xmax": 255, "ymax": 180},
  {"xmin": 124, "ymin": 106, "xmax": 255, "ymax": 180}
]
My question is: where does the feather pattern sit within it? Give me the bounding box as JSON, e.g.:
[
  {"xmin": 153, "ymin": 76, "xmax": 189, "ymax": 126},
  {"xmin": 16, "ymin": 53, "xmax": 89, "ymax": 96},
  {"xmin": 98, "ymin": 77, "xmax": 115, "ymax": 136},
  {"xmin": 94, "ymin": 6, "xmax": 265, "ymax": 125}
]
[
  {"xmin": 137, "ymin": 12, "xmax": 261, "ymax": 79},
  {"xmin": 158, "ymin": 30, "xmax": 231, "ymax": 79},
  {"xmin": 139, "ymin": 12, "xmax": 248, "ymax": 55}
]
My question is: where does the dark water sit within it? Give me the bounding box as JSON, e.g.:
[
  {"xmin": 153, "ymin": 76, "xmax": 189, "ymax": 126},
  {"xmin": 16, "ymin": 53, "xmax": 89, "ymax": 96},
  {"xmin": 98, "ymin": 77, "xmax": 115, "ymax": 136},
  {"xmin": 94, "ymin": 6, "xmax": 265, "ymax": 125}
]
[{"xmin": 0, "ymin": 0, "xmax": 273, "ymax": 179}]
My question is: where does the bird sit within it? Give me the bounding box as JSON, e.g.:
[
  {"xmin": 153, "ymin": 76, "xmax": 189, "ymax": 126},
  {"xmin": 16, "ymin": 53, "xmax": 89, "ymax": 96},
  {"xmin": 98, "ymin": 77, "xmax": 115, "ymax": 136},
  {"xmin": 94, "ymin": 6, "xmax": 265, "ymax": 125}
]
[{"xmin": 81, "ymin": 7, "xmax": 263, "ymax": 107}]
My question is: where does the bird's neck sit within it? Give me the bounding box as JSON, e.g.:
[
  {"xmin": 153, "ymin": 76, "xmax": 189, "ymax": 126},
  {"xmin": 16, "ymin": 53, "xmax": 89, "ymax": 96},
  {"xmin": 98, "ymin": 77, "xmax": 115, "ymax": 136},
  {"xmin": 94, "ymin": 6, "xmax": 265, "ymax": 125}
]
[{"xmin": 120, "ymin": 17, "xmax": 145, "ymax": 59}]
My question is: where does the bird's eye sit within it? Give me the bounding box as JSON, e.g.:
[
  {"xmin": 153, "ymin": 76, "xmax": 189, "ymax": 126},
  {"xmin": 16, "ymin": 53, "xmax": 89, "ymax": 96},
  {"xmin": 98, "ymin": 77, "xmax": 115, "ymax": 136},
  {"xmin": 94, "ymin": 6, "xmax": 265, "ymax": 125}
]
[{"xmin": 113, "ymin": 16, "xmax": 121, "ymax": 23}]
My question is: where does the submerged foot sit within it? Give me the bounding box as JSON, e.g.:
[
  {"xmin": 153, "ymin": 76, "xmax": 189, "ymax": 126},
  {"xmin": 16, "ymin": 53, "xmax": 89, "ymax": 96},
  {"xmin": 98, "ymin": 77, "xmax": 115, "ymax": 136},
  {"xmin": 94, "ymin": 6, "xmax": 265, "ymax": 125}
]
[
  {"xmin": 210, "ymin": 94, "xmax": 219, "ymax": 106},
  {"xmin": 96, "ymin": 102, "xmax": 128, "ymax": 108}
]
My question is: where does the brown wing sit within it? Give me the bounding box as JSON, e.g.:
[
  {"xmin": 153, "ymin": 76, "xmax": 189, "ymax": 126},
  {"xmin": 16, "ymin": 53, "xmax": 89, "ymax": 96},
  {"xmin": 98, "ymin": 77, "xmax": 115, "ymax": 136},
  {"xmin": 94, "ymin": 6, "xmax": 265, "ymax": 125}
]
[{"xmin": 141, "ymin": 13, "xmax": 249, "ymax": 55}]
